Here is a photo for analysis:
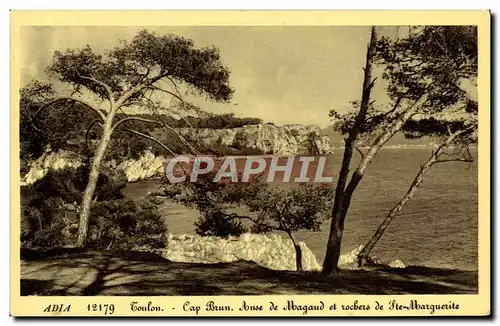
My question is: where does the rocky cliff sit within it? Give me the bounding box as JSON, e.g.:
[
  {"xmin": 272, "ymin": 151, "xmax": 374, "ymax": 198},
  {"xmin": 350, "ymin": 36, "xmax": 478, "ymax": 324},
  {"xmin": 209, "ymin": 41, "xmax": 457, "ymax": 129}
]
[
  {"xmin": 21, "ymin": 150, "xmax": 166, "ymax": 185},
  {"xmin": 178, "ymin": 124, "xmax": 333, "ymax": 156}
]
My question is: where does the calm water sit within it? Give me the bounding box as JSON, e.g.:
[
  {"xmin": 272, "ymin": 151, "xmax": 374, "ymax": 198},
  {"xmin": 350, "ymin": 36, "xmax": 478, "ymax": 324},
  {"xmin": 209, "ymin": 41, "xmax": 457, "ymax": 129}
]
[{"xmin": 124, "ymin": 149, "xmax": 478, "ymax": 271}]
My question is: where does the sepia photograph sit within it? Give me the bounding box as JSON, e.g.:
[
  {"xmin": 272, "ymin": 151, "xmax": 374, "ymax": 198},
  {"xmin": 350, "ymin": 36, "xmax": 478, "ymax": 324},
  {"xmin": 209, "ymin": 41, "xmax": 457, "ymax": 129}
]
[{"xmin": 10, "ymin": 11, "xmax": 490, "ymax": 317}]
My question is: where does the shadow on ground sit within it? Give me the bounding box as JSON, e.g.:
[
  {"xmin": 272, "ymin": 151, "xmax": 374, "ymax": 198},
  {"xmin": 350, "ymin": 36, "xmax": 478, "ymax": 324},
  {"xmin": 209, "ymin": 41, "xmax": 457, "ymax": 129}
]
[{"xmin": 20, "ymin": 248, "xmax": 478, "ymax": 296}]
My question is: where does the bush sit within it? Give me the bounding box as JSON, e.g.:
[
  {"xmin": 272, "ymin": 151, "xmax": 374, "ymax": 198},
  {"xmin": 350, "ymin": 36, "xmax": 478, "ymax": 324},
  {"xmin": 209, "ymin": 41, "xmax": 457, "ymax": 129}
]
[
  {"xmin": 162, "ymin": 171, "xmax": 333, "ymax": 271},
  {"xmin": 88, "ymin": 199, "xmax": 167, "ymax": 251},
  {"xmin": 21, "ymin": 166, "xmax": 167, "ymax": 251},
  {"xmin": 195, "ymin": 209, "xmax": 247, "ymax": 238}
]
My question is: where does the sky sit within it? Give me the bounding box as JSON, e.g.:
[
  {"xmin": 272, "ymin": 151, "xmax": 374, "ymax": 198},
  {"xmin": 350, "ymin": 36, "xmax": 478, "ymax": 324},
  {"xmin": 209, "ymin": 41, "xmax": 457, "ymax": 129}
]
[{"xmin": 20, "ymin": 26, "xmax": 401, "ymax": 128}]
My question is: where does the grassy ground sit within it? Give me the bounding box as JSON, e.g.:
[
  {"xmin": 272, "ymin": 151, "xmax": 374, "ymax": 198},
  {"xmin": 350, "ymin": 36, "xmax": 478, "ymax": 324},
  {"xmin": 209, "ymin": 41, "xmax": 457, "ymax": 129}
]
[{"xmin": 20, "ymin": 248, "xmax": 477, "ymax": 296}]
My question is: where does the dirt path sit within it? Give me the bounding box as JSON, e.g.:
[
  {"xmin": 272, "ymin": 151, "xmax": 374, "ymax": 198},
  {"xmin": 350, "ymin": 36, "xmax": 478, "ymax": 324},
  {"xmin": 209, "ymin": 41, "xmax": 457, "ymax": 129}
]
[{"xmin": 20, "ymin": 248, "xmax": 478, "ymax": 296}]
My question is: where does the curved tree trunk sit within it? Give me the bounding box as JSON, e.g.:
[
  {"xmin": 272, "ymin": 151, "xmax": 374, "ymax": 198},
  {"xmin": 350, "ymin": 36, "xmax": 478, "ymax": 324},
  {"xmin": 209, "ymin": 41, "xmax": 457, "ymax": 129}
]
[
  {"xmin": 357, "ymin": 154, "xmax": 436, "ymax": 266},
  {"xmin": 287, "ymin": 231, "xmax": 303, "ymax": 272},
  {"xmin": 76, "ymin": 108, "xmax": 116, "ymax": 247},
  {"xmin": 322, "ymin": 26, "xmax": 377, "ymax": 276},
  {"xmin": 322, "ymin": 210, "xmax": 345, "ymax": 274},
  {"xmin": 357, "ymin": 128, "xmax": 471, "ymax": 267}
]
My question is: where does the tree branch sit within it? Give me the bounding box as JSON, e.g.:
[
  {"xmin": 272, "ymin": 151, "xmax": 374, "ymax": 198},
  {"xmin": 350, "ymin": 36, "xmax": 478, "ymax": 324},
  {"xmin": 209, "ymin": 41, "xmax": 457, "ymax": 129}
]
[
  {"xmin": 148, "ymin": 85, "xmax": 185, "ymax": 104},
  {"xmin": 163, "ymin": 107, "xmax": 200, "ymax": 131},
  {"xmin": 121, "ymin": 96, "xmax": 157, "ymax": 109},
  {"xmin": 84, "ymin": 118, "xmax": 103, "ymax": 160},
  {"xmin": 116, "ymin": 93, "xmax": 206, "ymax": 152},
  {"xmin": 165, "ymin": 76, "xmax": 183, "ymax": 98},
  {"xmin": 147, "ymin": 71, "xmax": 170, "ymax": 85},
  {"xmin": 368, "ymin": 77, "xmax": 378, "ymax": 90},
  {"xmin": 224, "ymin": 212, "xmax": 276, "ymax": 231},
  {"xmin": 354, "ymin": 144, "xmax": 366, "ymax": 160},
  {"xmin": 112, "ymin": 116, "xmax": 161, "ymax": 132},
  {"xmin": 378, "ymin": 95, "xmax": 404, "ymax": 120},
  {"xmin": 77, "ymin": 74, "xmax": 115, "ymax": 105},
  {"xmin": 115, "ymin": 71, "xmax": 173, "ymax": 108},
  {"xmin": 34, "ymin": 97, "xmax": 106, "ymax": 122},
  {"xmin": 341, "ymin": 93, "xmax": 428, "ymax": 206},
  {"xmin": 138, "ymin": 65, "xmax": 153, "ymax": 83},
  {"xmin": 123, "ymin": 128, "xmax": 178, "ymax": 158},
  {"xmin": 434, "ymin": 158, "xmax": 474, "ymax": 163},
  {"xmin": 112, "ymin": 116, "xmax": 200, "ymax": 155},
  {"xmin": 446, "ymin": 125, "xmax": 453, "ymax": 136}
]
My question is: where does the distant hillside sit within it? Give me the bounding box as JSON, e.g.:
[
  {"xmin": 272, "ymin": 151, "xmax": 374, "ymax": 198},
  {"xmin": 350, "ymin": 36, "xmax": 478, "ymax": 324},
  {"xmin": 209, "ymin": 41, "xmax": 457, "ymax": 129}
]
[
  {"xmin": 174, "ymin": 124, "xmax": 334, "ymax": 156},
  {"xmin": 321, "ymin": 126, "xmax": 435, "ymax": 147}
]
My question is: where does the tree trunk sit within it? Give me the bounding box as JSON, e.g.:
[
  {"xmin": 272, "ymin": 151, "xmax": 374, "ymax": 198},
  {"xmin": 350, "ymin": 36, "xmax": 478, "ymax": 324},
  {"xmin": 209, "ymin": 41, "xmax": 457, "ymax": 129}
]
[
  {"xmin": 322, "ymin": 62, "xmax": 423, "ymax": 275},
  {"xmin": 357, "ymin": 156, "xmax": 436, "ymax": 266},
  {"xmin": 357, "ymin": 129, "xmax": 469, "ymax": 266},
  {"xmin": 322, "ymin": 26, "xmax": 377, "ymax": 276},
  {"xmin": 76, "ymin": 109, "xmax": 116, "ymax": 247},
  {"xmin": 322, "ymin": 213, "xmax": 344, "ymax": 274},
  {"xmin": 287, "ymin": 231, "xmax": 303, "ymax": 272}
]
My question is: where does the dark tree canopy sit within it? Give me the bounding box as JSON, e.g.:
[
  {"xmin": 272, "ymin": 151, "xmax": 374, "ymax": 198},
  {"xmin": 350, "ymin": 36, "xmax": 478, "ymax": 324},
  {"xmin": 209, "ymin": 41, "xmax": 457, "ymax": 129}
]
[
  {"xmin": 161, "ymin": 171, "xmax": 333, "ymax": 237},
  {"xmin": 20, "ymin": 81, "xmax": 99, "ymax": 161},
  {"xmin": 375, "ymin": 26, "xmax": 477, "ymax": 108},
  {"xmin": 243, "ymin": 184, "xmax": 333, "ymax": 234},
  {"xmin": 21, "ymin": 30, "xmax": 247, "ymax": 166},
  {"xmin": 46, "ymin": 30, "xmax": 234, "ymax": 103},
  {"xmin": 20, "ymin": 81, "xmax": 55, "ymax": 159},
  {"xmin": 330, "ymin": 26, "xmax": 478, "ymax": 145}
]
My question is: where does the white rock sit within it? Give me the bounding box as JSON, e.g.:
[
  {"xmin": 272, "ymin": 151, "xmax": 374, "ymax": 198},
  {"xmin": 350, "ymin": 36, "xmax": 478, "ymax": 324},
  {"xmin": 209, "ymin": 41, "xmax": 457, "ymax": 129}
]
[
  {"xmin": 163, "ymin": 232, "xmax": 322, "ymax": 271},
  {"xmin": 21, "ymin": 151, "xmax": 83, "ymax": 186},
  {"xmin": 338, "ymin": 245, "xmax": 364, "ymax": 267},
  {"xmin": 389, "ymin": 259, "xmax": 406, "ymax": 268}
]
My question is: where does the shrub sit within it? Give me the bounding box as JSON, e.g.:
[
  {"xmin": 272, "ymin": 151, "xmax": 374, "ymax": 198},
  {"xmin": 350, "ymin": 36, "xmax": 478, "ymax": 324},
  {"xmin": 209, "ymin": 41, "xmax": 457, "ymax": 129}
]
[
  {"xmin": 88, "ymin": 199, "xmax": 167, "ymax": 251},
  {"xmin": 162, "ymin": 171, "xmax": 333, "ymax": 271},
  {"xmin": 21, "ymin": 166, "xmax": 167, "ymax": 251},
  {"xmin": 195, "ymin": 209, "xmax": 247, "ymax": 238}
]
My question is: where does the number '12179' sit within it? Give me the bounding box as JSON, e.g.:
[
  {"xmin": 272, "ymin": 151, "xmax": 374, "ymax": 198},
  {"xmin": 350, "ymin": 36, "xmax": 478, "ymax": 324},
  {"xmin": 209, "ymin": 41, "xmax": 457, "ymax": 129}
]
[{"xmin": 87, "ymin": 304, "xmax": 115, "ymax": 315}]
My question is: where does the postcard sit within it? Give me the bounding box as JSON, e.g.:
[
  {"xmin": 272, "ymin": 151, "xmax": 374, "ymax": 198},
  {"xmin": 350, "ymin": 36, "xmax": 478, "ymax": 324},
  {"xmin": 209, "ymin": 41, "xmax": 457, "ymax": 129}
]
[{"xmin": 10, "ymin": 10, "xmax": 490, "ymax": 317}]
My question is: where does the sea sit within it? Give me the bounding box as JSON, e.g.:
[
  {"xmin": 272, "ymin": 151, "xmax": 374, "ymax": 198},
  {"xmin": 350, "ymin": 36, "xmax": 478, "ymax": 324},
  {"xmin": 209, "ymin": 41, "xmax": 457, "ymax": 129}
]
[{"xmin": 124, "ymin": 148, "xmax": 478, "ymax": 271}]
